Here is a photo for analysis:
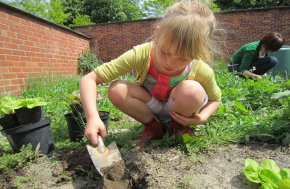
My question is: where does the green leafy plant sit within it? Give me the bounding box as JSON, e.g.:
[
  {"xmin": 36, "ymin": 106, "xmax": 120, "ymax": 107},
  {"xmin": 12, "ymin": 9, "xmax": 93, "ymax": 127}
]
[
  {"xmin": 77, "ymin": 49, "xmax": 103, "ymax": 75},
  {"xmin": 0, "ymin": 96, "xmax": 22, "ymax": 117},
  {"xmin": 186, "ymin": 69, "xmax": 287, "ymax": 151},
  {"xmin": 244, "ymin": 158, "xmax": 290, "ymax": 189},
  {"xmin": 0, "ymin": 96, "xmax": 47, "ymax": 117},
  {"xmin": 65, "ymin": 90, "xmax": 82, "ymax": 105},
  {"xmin": 0, "ymin": 144, "xmax": 35, "ymax": 172},
  {"xmin": 17, "ymin": 98, "xmax": 47, "ymax": 109}
]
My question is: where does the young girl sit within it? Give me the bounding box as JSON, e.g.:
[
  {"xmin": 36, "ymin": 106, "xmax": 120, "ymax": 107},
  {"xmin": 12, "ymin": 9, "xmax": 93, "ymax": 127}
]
[
  {"xmin": 228, "ymin": 32, "xmax": 285, "ymax": 80},
  {"xmin": 80, "ymin": 0, "xmax": 222, "ymax": 148}
]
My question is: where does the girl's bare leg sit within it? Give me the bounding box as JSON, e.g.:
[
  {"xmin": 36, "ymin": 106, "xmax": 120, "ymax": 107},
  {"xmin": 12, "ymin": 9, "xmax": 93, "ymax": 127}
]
[
  {"xmin": 169, "ymin": 80, "xmax": 206, "ymax": 117},
  {"xmin": 168, "ymin": 80, "xmax": 207, "ymax": 136},
  {"xmin": 108, "ymin": 80, "xmax": 165, "ymax": 146},
  {"xmin": 108, "ymin": 80, "xmax": 153, "ymax": 123}
]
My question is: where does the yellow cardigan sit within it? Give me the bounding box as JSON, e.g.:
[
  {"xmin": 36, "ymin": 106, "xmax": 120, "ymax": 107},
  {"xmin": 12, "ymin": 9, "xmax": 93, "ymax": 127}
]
[{"xmin": 94, "ymin": 42, "xmax": 221, "ymax": 101}]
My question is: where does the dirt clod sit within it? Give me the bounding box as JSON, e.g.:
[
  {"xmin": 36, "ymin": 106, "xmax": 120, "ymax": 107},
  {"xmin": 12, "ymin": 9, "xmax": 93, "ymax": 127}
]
[{"xmin": 101, "ymin": 160, "xmax": 126, "ymax": 181}]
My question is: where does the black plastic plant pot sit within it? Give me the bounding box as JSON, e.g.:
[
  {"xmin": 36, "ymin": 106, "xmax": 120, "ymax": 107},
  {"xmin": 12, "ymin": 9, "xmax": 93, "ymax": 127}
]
[
  {"xmin": 64, "ymin": 111, "xmax": 110, "ymax": 142},
  {"xmin": 69, "ymin": 102, "xmax": 99, "ymax": 118},
  {"xmin": 69, "ymin": 103, "xmax": 84, "ymax": 118},
  {"xmin": 64, "ymin": 113, "xmax": 85, "ymax": 142},
  {"xmin": 99, "ymin": 111, "xmax": 110, "ymax": 128},
  {"xmin": 0, "ymin": 113, "xmax": 19, "ymax": 129},
  {"xmin": 15, "ymin": 106, "xmax": 45, "ymax": 125},
  {"xmin": 1, "ymin": 118, "xmax": 55, "ymax": 155}
]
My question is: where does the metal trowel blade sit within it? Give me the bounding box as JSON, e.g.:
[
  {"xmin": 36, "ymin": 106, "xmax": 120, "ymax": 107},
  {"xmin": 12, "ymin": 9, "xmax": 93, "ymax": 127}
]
[{"xmin": 86, "ymin": 141, "xmax": 122, "ymax": 176}]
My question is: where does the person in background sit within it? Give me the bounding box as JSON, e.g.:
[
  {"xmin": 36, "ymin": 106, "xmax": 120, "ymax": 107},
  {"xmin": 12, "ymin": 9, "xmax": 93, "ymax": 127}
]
[
  {"xmin": 228, "ymin": 32, "xmax": 285, "ymax": 80},
  {"xmin": 80, "ymin": 0, "xmax": 222, "ymax": 148}
]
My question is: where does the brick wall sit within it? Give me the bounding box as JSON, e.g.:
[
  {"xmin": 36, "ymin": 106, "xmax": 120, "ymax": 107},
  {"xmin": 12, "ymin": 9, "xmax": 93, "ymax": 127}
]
[
  {"xmin": 1, "ymin": 4, "xmax": 289, "ymax": 95},
  {"xmin": 74, "ymin": 7, "xmax": 290, "ymax": 62},
  {"xmin": 215, "ymin": 7, "xmax": 290, "ymax": 59},
  {"xmin": 0, "ymin": 2, "xmax": 90, "ymax": 95},
  {"xmin": 74, "ymin": 19, "xmax": 157, "ymax": 62}
]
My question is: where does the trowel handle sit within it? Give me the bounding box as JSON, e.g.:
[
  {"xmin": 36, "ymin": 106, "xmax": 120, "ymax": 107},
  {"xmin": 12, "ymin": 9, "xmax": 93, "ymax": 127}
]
[{"xmin": 97, "ymin": 135, "xmax": 106, "ymax": 154}]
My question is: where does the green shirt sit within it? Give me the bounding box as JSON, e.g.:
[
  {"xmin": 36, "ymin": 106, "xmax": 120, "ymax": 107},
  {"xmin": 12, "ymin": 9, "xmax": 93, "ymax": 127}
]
[
  {"xmin": 230, "ymin": 41, "xmax": 259, "ymax": 72},
  {"xmin": 94, "ymin": 42, "xmax": 221, "ymax": 101}
]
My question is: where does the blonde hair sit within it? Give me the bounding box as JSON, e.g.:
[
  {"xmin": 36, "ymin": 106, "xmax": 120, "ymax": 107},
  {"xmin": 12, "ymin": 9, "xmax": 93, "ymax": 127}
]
[{"xmin": 155, "ymin": 0, "xmax": 221, "ymax": 62}]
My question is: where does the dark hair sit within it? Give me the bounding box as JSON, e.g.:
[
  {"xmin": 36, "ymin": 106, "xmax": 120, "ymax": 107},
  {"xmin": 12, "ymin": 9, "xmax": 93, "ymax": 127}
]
[{"xmin": 258, "ymin": 32, "xmax": 285, "ymax": 52}]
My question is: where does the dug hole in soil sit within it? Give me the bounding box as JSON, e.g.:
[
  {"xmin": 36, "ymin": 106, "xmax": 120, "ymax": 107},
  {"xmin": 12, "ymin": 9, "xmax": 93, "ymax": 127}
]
[{"xmin": 0, "ymin": 140, "xmax": 289, "ymax": 189}]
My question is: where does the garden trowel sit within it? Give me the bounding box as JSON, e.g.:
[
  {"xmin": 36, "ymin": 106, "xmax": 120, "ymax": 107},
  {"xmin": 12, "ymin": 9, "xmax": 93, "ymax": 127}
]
[{"xmin": 86, "ymin": 135, "xmax": 122, "ymax": 176}]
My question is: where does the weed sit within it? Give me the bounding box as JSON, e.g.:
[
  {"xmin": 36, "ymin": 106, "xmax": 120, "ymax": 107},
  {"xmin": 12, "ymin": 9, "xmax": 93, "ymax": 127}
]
[
  {"xmin": 13, "ymin": 175, "xmax": 36, "ymax": 188},
  {"xmin": 55, "ymin": 140, "xmax": 84, "ymax": 150},
  {"xmin": 60, "ymin": 171, "xmax": 73, "ymax": 181},
  {"xmin": 77, "ymin": 49, "xmax": 103, "ymax": 75},
  {"xmin": 176, "ymin": 175, "xmax": 196, "ymax": 189},
  {"xmin": 0, "ymin": 144, "xmax": 35, "ymax": 172}
]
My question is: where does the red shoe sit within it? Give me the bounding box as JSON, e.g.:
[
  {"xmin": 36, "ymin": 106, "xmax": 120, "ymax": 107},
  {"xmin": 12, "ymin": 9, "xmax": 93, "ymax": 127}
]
[
  {"xmin": 135, "ymin": 117, "xmax": 164, "ymax": 148},
  {"xmin": 170, "ymin": 119, "xmax": 193, "ymax": 137}
]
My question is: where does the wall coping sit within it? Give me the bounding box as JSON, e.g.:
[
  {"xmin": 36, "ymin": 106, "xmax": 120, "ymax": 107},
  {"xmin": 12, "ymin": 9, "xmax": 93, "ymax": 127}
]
[
  {"xmin": 72, "ymin": 6, "xmax": 290, "ymax": 29},
  {"xmin": 71, "ymin": 18, "xmax": 159, "ymax": 29},
  {"xmin": 2, "ymin": 0, "xmax": 289, "ymax": 37},
  {"xmin": 0, "ymin": 1, "xmax": 90, "ymax": 40},
  {"xmin": 216, "ymin": 6, "xmax": 290, "ymax": 14}
]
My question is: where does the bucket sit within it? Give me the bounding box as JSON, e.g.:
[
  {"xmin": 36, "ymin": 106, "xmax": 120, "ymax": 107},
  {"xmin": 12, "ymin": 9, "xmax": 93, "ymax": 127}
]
[
  {"xmin": 1, "ymin": 118, "xmax": 55, "ymax": 155},
  {"xmin": 269, "ymin": 46, "xmax": 290, "ymax": 78}
]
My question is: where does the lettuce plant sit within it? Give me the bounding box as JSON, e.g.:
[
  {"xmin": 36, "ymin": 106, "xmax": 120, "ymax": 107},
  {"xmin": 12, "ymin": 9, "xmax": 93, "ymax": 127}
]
[
  {"xmin": 0, "ymin": 96, "xmax": 47, "ymax": 117},
  {"xmin": 17, "ymin": 98, "xmax": 47, "ymax": 109},
  {"xmin": 244, "ymin": 158, "xmax": 290, "ymax": 189},
  {"xmin": 0, "ymin": 96, "xmax": 22, "ymax": 117}
]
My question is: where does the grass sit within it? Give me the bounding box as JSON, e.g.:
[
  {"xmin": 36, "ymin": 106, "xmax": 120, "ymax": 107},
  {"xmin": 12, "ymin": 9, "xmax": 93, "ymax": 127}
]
[
  {"xmin": 0, "ymin": 62, "xmax": 290, "ymax": 172},
  {"xmin": 185, "ymin": 63, "xmax": 289, "ymax": 152},
  {"xmin": 0, "ymin": 144, "xmax": 35, "ymax": 172}
]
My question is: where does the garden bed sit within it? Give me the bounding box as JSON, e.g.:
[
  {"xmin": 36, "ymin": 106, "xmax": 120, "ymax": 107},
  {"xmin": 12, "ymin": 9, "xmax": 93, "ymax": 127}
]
[
  {"xmin": 1, "ymin": 71, "xmax": 289, "ymax": 188},
  {"xmin": 0, "ymin": 133, "xmax": 289, "ymax": 189}
]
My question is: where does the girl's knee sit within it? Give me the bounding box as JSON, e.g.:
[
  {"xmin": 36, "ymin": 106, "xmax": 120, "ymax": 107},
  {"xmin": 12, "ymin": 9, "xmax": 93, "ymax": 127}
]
[
  {"xmin": 108, "ymin": 80, "xmax": 127, "ymax": 104},
  {"xmin": 173, "ymin": 80, "xmax": 206, "ymax": 99},
  {"xmin": 170, "ymin": 80, "xmax": 207, "ymax": 116}
]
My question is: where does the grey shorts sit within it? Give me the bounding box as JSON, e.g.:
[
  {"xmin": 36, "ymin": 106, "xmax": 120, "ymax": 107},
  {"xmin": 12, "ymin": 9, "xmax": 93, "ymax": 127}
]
[{"xmin": 155, "ymin": 98, "xmax": 173, "ymax": 125}]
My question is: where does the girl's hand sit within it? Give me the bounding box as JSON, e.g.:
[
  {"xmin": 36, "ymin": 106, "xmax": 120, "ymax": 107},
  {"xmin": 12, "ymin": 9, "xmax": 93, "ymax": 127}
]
[
  {"xmin": 170, "ymin": 111, "xmax": 206, "ymax": 126},
  {"xmin": 84, "ymin": 116, "xmax": 107, "ymax": 146}
]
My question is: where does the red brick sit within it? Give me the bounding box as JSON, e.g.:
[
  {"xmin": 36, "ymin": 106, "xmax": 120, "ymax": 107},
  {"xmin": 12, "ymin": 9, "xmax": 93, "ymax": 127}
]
[
  {"xmin": 19, "ymin": 56, "xmax": 30, "ymax": 62},
  {"xmin": 6, "ymin": 55, "xmax": 19, "ymax": 61},
  {"xmin": 1, "ymin": 62, "xmax": 14, "ymax": 66},
  {"xmin": 4, "ymin": 43, "xmax": 19, "ymax": 50},
  {"xmin": 17, "ymin": 73, "xmax": 26, "ymax": 78},
  {"xmin": 5, "ymin": 85, "xmax": 20, "ymax": 92},
  {"xmin": 2, "ymin": 73, "xmax": 17, "ymax": 79},
  {"xmin": 0, "ymin": 67, "xmax": 8, "ymax": 73},
  {"xmin": 22, "ymin": 67, "xmax": 34, "ymax": 72},
  {"xmin": 0, "ymin": 80, "xmax": 11, "ymax": 86},
  {"xmin": 1, "ymin": 47, "xmax": 13, "ymax": 56},
  {"xmin": 11, "ymin": 78, "xmax": 23, "ymax": 85},
  {"xmin": 12, "ymin": 50, "xmax": 25, "ymax": 56},
  {"xmin": 0, "ymin": 23, "xmax": 8, "ymax": 30},
  {"xmin": 0, "ymin": 54, "xmax": 6, "ymax": 61},
  {"xmin": 9, "ymin": 67, "xmax": 22, "ymax": 72}
]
